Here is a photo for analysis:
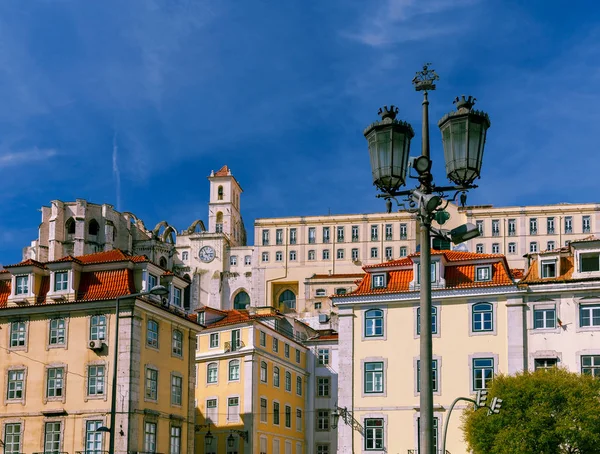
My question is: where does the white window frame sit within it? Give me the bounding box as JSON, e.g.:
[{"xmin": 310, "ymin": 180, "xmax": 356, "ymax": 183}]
[{"xmin": 475, "ymin": 265, "xmax": 492, "ymax": 282}]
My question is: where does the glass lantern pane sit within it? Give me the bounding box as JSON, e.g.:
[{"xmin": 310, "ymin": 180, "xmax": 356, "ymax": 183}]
[{"xmin": 467, "ymin": 121, "xmax": 483, "ymax": 173}]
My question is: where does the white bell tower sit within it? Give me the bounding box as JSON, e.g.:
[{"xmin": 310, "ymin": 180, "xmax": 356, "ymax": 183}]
[{"xmin": 207, "ymin": 165, "xmax": 246, "ymax": 246}]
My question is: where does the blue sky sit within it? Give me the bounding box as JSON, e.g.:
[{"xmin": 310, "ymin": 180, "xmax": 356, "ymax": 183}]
[{"xmin": 1, "ymin": 0, "xmax": 600, "ymax": 264}]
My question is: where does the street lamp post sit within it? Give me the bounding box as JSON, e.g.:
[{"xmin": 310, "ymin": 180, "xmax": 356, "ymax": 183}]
[
  {"xmin": 365, "ymin": 64, "xmax": 491, "ymax": 454},
  {"xmin": 102, "ymin": 285, "xmax": 169, "ymax": 454}
]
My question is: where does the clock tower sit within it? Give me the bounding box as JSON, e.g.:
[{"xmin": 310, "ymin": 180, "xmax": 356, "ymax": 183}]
[{"xmin": 208, "ymin": 165, "xmax": 246, "ymax": 246}]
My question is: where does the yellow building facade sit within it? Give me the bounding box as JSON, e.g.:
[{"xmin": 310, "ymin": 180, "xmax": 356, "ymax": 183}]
[
  {"xmin": 195, "ymin": 307, "xmax": 309, "ymax": 454},
  {"xmin": 0, "ymin": 250, "xmax": 201, "ymax": 454}
]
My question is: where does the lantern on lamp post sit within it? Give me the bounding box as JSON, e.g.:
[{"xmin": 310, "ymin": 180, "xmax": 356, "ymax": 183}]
[{"xmin": 364, "ymin": 64, "xmax": 491, "ymax": 454}]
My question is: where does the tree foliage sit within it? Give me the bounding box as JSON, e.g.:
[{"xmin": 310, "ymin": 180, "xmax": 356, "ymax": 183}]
[{"xmin": 461, "ymin": 368, "xmax": 600, "ymax": 454}]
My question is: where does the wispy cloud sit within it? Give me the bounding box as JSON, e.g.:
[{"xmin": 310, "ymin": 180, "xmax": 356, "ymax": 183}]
[
  {"xmin": 342, "ymin": 0, "xmax": 479, "ymax": 47},
  {"xmin": 0, "ymin": 147, "xmax": 57, "ymax": 168}
]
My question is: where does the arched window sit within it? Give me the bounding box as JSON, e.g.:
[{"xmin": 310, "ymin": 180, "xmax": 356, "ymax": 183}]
[
  {"xmin": 65, "ymin": 217, "xmax": 76, "ymax": 235},
  {"xmin": 216, "ymin": 212, "xmax": 223, "ymax": 233},
  {"xmin": 273, "ymin": 366, "xmax": 280, "ymax": 387},
  {"xmin": 279, "ymin": 290, "xmax": 296, "ymax": 310},
  {"xmin": 159, "ymin": 256, "xmax": 167, "ymax": 268},
  {"xmin": 147, "ymin": 320, "xmax": 159, "ymax": 347},
  {"xmin": 472, "ymin": 303, "xmax": 493, "ymax": 332},
  {"xmin": 417, "ymin": 306, "xmax": 438, "ymax": 335},
  {"xmin": 364, "ymin": 309, "xmax": 384, "ymax": 337},
  {"xmin": 217, "ymin": 185, "xmax": 224, "ymax": 200},
  {"xmin": 228, "ymin": 359, "xmax": 240, "ymax": 381},
  {"xmin": 234, "ymin": 291, "xmax": 250, "ymax": 310},
  {"xmin": 207, "ymin": 363, "xmax": 218, "ymax": 383},
  {"xmin": 88, "ymin": 219, "xmax": 100, "ymax": 236},
  {"xmin": 285, "ymin": 371, "xmax": 292, "ymax": 391},
  {"xmin": 260, "ymin": 361, "xmax": 267, "ymax": 383},
  {"xmin": 172, "ymin": 330, "xmax": 183, "ymax": 356}
]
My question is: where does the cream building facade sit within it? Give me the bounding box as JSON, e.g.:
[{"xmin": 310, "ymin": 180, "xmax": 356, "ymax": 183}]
[{"xmin": 332, "ymin": 251, "xmax": 521, "ymax": 453}]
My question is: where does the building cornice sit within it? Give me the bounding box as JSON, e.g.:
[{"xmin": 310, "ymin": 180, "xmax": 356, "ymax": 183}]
[{"xmin": 334, "ymin": 285, "xmax": 523, "ymax": 306}]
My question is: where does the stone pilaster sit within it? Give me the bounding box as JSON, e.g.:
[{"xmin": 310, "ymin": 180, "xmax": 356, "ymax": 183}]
[
  {"xmin": 506, "ymin": 296, "xmax": 527, "ymax": 374},
  {"xmin": 337, "ymin": 305, "xmax": 355, "ymax": 454}
]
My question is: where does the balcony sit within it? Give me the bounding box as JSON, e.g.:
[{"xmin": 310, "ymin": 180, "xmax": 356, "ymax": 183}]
[
  {"xmin": 34, "ymin": 452, "xmax": 70, "ymax": 454},
  {"xmin": 530, "ymin": 229, "xmax": 537, "ymax": 235},
  {"xmin": 508, "ymin": 230, "xmax": 516, "ymax": 236},
  {"xmin": 352, "ymin": 236, "xmax": 359, "ymax": 242},
  {"xmin": 408, "ymin": 450, "xmax": 450, "ymax": 454},
  {"xmin": 75, "ymin": 451, "xmax": 110, "ymax": 454},
  {"xmin": 371, "ymin": 236, "xmax": 378, "ymax": 241},
  {"xmin": 492, "ymin": 230, "xmax": 500, "ymax": 237}
]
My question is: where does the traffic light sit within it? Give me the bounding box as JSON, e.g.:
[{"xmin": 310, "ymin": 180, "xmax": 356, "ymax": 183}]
[
  {"xmin": 475, "ymin": 390, "xmax": 488, "ymax": 409},
  {"xmin": 488, "ymin": 397, "xmax": 503, "ymax": 415}
]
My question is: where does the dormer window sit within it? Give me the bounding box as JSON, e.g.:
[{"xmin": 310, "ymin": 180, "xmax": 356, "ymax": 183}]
[
  {"xmin": 541, "ymin": 260, "xmax": 557, "ymax": 278},
  {"xmin": 315, "ymin": 289, "xmax": 327, "ymax": 297},
  {"xmin": 15, "ymin": 276, "xmax": 28, "ymax": 295},
  {"xmin": 372, "ymin": 274, "xmax": 386, "ymax": 289},
  {"xmin": 581, "ymin": 253, "xmax": 600, "ymax": 272},
  {"xmin": 54, "ymin": 271, "xmax": 69, "ymax": 292},
  {"xmin": 148, "ymin": 273, "xmax": 158, "ymax": 289},
  {"xmin": 416, "ymin": 263, "xmax": 437, "ymax": 284},
  {"xmin": 198, "ymin": 312, "xmax": 205, "ymax": 325},
  {"xmin": 475, "ymin": 265, "xmax": 492, "ymax": 282}
]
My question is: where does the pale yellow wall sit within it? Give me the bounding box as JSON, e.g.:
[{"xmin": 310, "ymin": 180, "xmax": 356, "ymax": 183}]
[
  {"xmin": 0, "ymin": 310, "xmax": 113, "ymax": 453},
  {"xmin": 350, "ymin": 295, "xmax": 509, "ymax": 454},
  {"xmin": 0, "ymin": 301, "xmax": 199, "ymax": 454},
  {"xmin": 195, "ymin": 323, "xmax": 308, "ymax": 454},
  {"xmin": 136, "ymin": 309, "xmax": 195, "ymax": 453}
]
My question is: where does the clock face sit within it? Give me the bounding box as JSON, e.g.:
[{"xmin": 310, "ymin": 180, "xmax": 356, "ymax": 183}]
[{"xmin": 199, "ymin": 245, "xmax": 216, "ymax": 263}]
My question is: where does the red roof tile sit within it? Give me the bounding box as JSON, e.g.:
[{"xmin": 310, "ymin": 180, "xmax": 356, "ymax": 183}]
[
  {"xmin": 0, "ymin": 280, "xmax": 11, "ymax": 308},
  {"xmin": 520, "ymin": 256, "xmax": 575, "ymax": 284},
  {"xmin": 75, "ymin": 249, "xmax": 148, "ymax": 265},
  {"xmin": 3, "ymin": 258, "xmax": 47, "ymax": 269},
  {"xmin": 204, "ymin": 309, "xmax": 280, "ymax": 329},
  {"xmin": 344, "ymin": 252, "xmax": 514, "ymax": 297},
  {"xmin": 510, "ymin": 268, "xmax": 525, "ymax": 279},
  {"xmin": 214, "ymin": 165, "xmax": 230, "ymax": 177},
  {"xmin": 77, "ymin": 269, "xmax": 136, "ymax": 301},
  {"xmin": 365, "ymin": 258, "xmax": 413, "ymax": 269}
]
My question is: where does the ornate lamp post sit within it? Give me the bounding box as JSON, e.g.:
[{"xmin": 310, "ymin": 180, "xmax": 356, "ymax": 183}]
[{"xmin": 365, "ymin": 64, "xmax": 491, "ymax": 453}]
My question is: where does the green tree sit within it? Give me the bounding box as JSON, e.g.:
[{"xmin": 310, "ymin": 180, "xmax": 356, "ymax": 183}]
[{"xmin": 461, "ymin": 368, "xmax": 600, "ymax": 454}]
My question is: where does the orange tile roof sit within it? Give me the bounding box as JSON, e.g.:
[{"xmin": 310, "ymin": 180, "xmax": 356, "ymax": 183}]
[
  {"xmin": 77, "ymin": 269, "xmax": 136, "ymax": 301},
  {"xmin": 0, "ymin": 280, "xmax": 10, "ymax": 308},
  {"xmin": 76, "ymin": 249, "xmax": 148, "ymax": 264},
  {"xmin": 214, "ymin": 165, "xmax": 230, "ymax": 177},
  {"xmin": 204, "ymin": 309, "xmax": 280, "ymax": 329},
  {"xmin": 344, "ymin": 252, "xmax": 514, "ymax": 297},
  {"xmin": 365, "ymin": 258, "xmax": 412, "ymax": 269},
  {"xmin": 3, "ymin": 258, "xmax": 47, "ymax": 269},
  {"xmin": 510, "ymin": 268, "xmax": 525, "ymax": 279},
  {"xmin": 520, "ymin": 256, "xmax": 575, "ymax": 284}
]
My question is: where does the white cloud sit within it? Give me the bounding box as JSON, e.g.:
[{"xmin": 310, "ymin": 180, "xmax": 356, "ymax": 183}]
[
  {"xmin": 0, "ymin": 147, "xmax": 57, "ymax": 168},
  {"xmin": 342, "ymin": 0, "xmax": 480, "ymax": 47}
]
